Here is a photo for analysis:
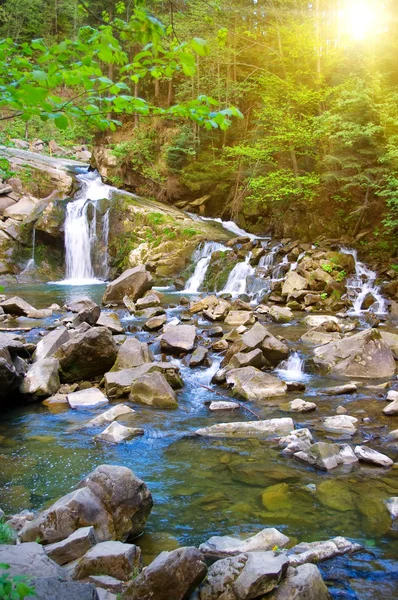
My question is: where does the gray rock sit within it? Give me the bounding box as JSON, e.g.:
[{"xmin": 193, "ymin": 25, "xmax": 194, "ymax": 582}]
[
  {"xmin": 226, "ymin": 367, "xmax": 287, "ymax": 400},
  {"xmin": 232, "ymin": 551, "xmax": 289, "ymax": 599},
  {"xmin": 105, "ymin": 362, "xmax": 182, "ymax": 399},
  {"xmin": 320, "ymin": 384, "xmax": 357, "ymax": 395},
  {"xmin": 96, "ymin": 422, "xmax": 144, "ymax": 444},
  {"xmin": 384, "ymin": 399, "xmax": 398, "ymax": 416},
  {"xmin": 129, "ymin": 371, "xmax": 178, "ymax": 408},
  {"xmin": 112, "ymin": 337, "xmax": 152, "ymax": 371},
  {"xmin": 354, "ymin": 445, "xmax": 393, "ymax": 467},
  {"xmin": 209, "ymin": 401, "xmax": 240, "ymax": 411},
  {"xmin": 103, "ymin": 266, "xmax": 153, "ymax": 304},
  {"xmin": 0, "ymin": 542, "xmax": 65, "ymax": 579},
  {"xmin": 282, "ymin": 271, "xmax": 307, "ymax": 295},
  {"xmin": 72, "ymin": 541, "xmax": 141, "ymax": 581},
  {"xmin": 301, "ymin": 329, "xmax": 342, "ymax": 346},
  {"xmin": 199, "ymin": 554, "xmax": 247, "ymax": 600},
  {"xmin": 67, "ymin": 388, "xmax": 109, "ymax": 409},
  {"xmin": 97, "ymin": 312, "xmax": 124, "ymax": 334},
  {"xmin": 72, "ymin": 305, "xmax": 101, "ymax": 328},
  {"xmin": 136, "ymin": 292, "xmax": 161, "ymax": 309},
  {"xmin": 86, "ymin": 405, "xmax": 136, "ymax": 427},
  {"xmin": 121, "ymin": 546, "xmax": 207, "ymax": 600},
  {"xmin": 322, "ymin": 415, "xmax": 358, "ymax": 434},
  {"xmin": 34, "ymin": 327, "xmax": 70, "ymax": 361},
  {"xmin": 202, "ymin": 299, "xmax": 231, "ymax": 321},
  {"xmin": 288, "ymin": 537, "xmax": 362, "ymax": 566},
  {"xmin": 224, "ymin": 311, "xmax": 255, "ymax": 327},
  {"xmin": 294, "ymin": 442, "xmax": 358, "ymax": 470},
  {"xmin": 282, "ymin": 398, "xmax": 317, "ymax": 413},
  {"xmin": 196, "ymin": 418, "xmax": 294, "ymax": 439},
  {"xmin": 161, "ymin": 325, "xmax": 196, "ymax": 354},
  {"xmin": 269, "ymin": 306, "xmax": 294, "ymax": 323},
  {"xmin": 266, "ymin": 564, "xmax": 331, "ymax": 600},
  {"xmin": 228, "ymin": 348, "xmax": 266, "ymax": 370},
  {"xmin": 66, "ymin": 297, "xmax": 99, "ymax": 313},
  {"xmin": 0, "ymin": 296, "xmax": 39, "ymax": 317},
  {"xmin": 45, "ymin": 527, "xmax": 97, "ymax": 565},
  {"xmin": 20, "ymin": 358, "xmax": 60, "ymax": 399},
  {"xmin": 88, "ymin": 575, "xmax": 125, "ymax": 593},
  {"xmin": 199, "ymin": 528, "xmax": 289, "ymax": 560},
  {"xmin": 385, "ymin": 497, "xmax": 398, "ymax": 520},
  {"xmin": 32, "ymin": 578, "xmax": 100, "ymax": 600},
  {"xmin": 279, "ymin": 428, "xmax": 313, "ymax": 455},
  {"xmin": 144, "ymin": 314, "xmax": 167, "ymax": 331},
  {"xmin": 189, "ymin": 346, "xmax": 208, "ymax": 367}
]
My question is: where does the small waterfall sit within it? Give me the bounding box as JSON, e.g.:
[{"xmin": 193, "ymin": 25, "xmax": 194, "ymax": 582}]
[
  {"xmin": 221, "ymin": 252, "xmax": 255, "ymax": 296},
  {"xmin": 272, "ymin": 255, "xmax": 289, "ymax": 280},
  {"xmin": 290, "ymin": 251, "xmax": 306, "ymax": 271},
  {"xmin": 184, "ymin": 242, "xmax": 229, "ymax": 293},
  {"xmin": 61, "ymin": 171, "xmax": 112, "ymax": 285},
  {"xmin": 340, "ymin": 247, "xmax": 387, "ymax": 315},
  {"xmin": 276, "ymin": 352, "xmax": 307, "ymax": 382}
]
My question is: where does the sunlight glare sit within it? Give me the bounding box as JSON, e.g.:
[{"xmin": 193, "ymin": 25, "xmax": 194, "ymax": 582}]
[{"xmin": 341, "ymin": 0, "xmax": 385, "ymax": 41}]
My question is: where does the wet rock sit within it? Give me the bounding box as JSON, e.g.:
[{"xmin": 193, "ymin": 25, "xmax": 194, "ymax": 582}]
[
  {"xmin": 21, "ymin": 464, "xmax": 153, "ymax": 544},
  {"xmin": 316, "ymin": 480, "xmax": 356, "ymax": 512},
  {"xmin": 281, "ymin": 398, "xmax": 317, "ymax": 413},
  {"xmin": 228, "ymin": 348, "xmax": 266, "ymax": 370},
  {"xmin": 196, "ymin": 418, "xmax": 294, "ymax": 439},
  {"xmin": 203, "ymin": 299, "xmax": 231, "ymax": 321},
  {"xmin": 313, "ymin": 328, "xmax": 395, "ymax": 379},
  {"xmin": 224, "ymin": 311, "xmax": 255, "ymax": 327},
  {"xmin": 226, "ymin": 366, "xmax": 287, "ymax": 400},
  {"xmin": 67, "ymin": 297, "xmax": 100, "ymax": 313},
  {"xmin": 136, "ymin": 292, "xmax": 161, "ymax": 309},
  {"xmin": 387, "ymin": 390, "xmax": 398, "ymax": 401},
  {"xmin": 385, "ymin": 497, "xmax": 398, "ymax": 520},
  {"xmin": 103, "ymin": 266, "xmax": 153, "ymax": 304},
  {"xmin": 209, "ymin": 401, "xmax": 240, "ymax": 411},
  {"xmin": 86, "ymin": 405, "xmax": 136, "ymax": 427},
  {"xmin": 112, "ymin": 337, "xmax": 152, "ymax": 371},
  {"xmin": 0, "ymin": 295, "xmax": 40, "ymax": 317},
  {"xmin": 160, "ymin": 324, "xmax": 196, "ymax": 354},
  {"xmin": 121, "ymin": 546, "xmax": 207, "ymax": 600},
  {"xmin": 199, "ymin": 528, "xmax": 289, "ymax": 560},
  {"xmin": 34, "ymin": 327, "xmax": 70, "ymax": 361},
  {"xmin": 97, "ymin": 312, "xmax": 124, "ymax": 334},
  {"xmin": 212, "ymin": 339, "xmax": 229, "ymax": 352},
  {"xmin": 73, "ymin": 541, "xmax": 141, "ymax": 581},
  {"xmin": 0, "ymin": 542, "xmax": 65, "ymax": 579},
  {"xmin": 72, "ymin": 305, "xmax": 101, "ymax": 328},
  {"xmin": 67, "ymin": 388, "xmax": 109, "ymax": 409},
  {"xmin": 279, "ymin": 428, "xmax": 313, "ymax": 455},
  {"xmin": 96, "ymin": 422, "xmax": 144, "ymax": 444},
  {"xmin": 384, "ymin": 399, "xmax": 398, "ymax": 416},
  {"xmin": 144, "ymin": 314, "xmax": 167, "ymax": 331},
  {"xmin": 269, "ymin": 306, "xmax": 294, "ymax": 323},
  {"xmin": 301, "ymin": 329, "xmax": 341, "ymax": 346},
  {"xmin": 45, "ymin": 527, "xmax": 97, "ymax": 565},
  {"xmin": 303, "ymin": 315, "xmax": 340, "ymax": 328},
  {"xmin": 354, "ymin": 445, "xmax": 393, "ymax": 467},
  {"xmin": 288, "ymin": 537, "xmax": 362, "ymax": 566},
  {"xmin": 105, "ymin": 362, "xmax": 182, "ymax": 399},
  {"xmin": 130, "ymin": 371, "xmax": 178, "ymax": 408},
  {"xmin": 322, "ymin": 415, "xmax": 358, "ymax": 434},
  {"xmin": 55, "ymin": 327, "xmax": 117, "ymax": 383},
  {"xmin": 294, "ymin": 442, "xmax": 358, "ymax": 470},
  {"xmin": 267, "ymin": 563, "xmax": 331, "ymax": 600},
  {"xmin": 282, "ymin": 271, "xmax": 308, "ymax": 295},
  {"xmin": 20, "ymin": 358, "xmax": 60, "ymax": 399},
  {"xmin": 190, "ymin": 346, "xmax": 208, "ymax": 367},
  {"xmin": 320, "ymin": 383, "xmax": 357, "ymax": 395}
]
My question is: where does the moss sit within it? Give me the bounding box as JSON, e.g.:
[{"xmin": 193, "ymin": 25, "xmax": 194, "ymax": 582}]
[{"xmin": 202, "ymin": 250, "xmax": 238, "ymax": 292}]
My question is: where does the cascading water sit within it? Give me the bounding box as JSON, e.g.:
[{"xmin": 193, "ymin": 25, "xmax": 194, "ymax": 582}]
[
  {"xmin": 276, "ymin": 352, "xmax": 307, "ymax": 382},
  {"xmin": 340, "ymin": 247, "xmax": 387, "ymax": 315},
  {"xmin": 61, "ymin": 170, "xmax": 112, "ymax": 285},
  {"xmin": 221, "ymin": 252, "xmax": 255, "ymax": 296},
  {"xmin": 184, "ymin": 242, "xmax": 229, "ymax": 293}
]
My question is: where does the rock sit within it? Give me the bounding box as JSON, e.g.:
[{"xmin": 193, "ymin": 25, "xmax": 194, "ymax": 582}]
[
  {"xmin": 105, "ymin": 362, "xmax": 182, "ymax": 399},
  {"xmin": 288, "ymin": 537, "xmax": 362, "ymax": 567},
  {"xmin": 199, "ymin": 528, "xmax": 289, "ymax": 560},
  {"xmin": 322, "ymin": 415, "xmax": 358, "ymax": 434},
  {"xmin": 89, "ymin": 575, "xmax": 125, "ymax": 593},
  {"xmin": 294, "ymin": 442, "xmax": 358, "ymax": 470},
  {"xmin": 21, "ymin": 464, "xmax": 153, "ymax": 544},
  {"xmin": 209, "ymin": 401, "xmax": 240, "ymax": 411},
  {"xmin": 129, "ymin": 372, "xmax": 178, "ymax": 408},
  {"xmin": 112, "ymin": 337, "xmax": 152, "ymax": 371},
  {"xmin": 266, "ymin": 564, "xmax": 331, "ymax": 600},
  {"xmin": 32, "ymin": 578, "xmax": 100, "ymax": 600},
  {"xmin": 20, "ymin": 358, "xmax": 60, "ymax": 399},
  {"xmin": 0, "ymin": 542, "xmax": 65, "ymax": 579},
  {"xmin": 387, "ymin": 390, "xmax": 398, "ymax": 401},
  {"xmin": 301, "ymin": 329, "xmax": 341, "ymax": 346},
  {"xmin": 45, "ymin": 527, "xmax": 97, "ymax": 565},
  {"xmin": 303, "ymin": 315, "xmax": 339, "ymax": 327},
  {"xmin": 212, "ymin": 339, "xmax": 229, "ymax": 352},
  {"xmin": 103, "ymin": 266, "xmax": 153, "ymax": 304},
  {"xmin": 226, "ymin": 367, "xmax": 287, "ymax": 400},
  {"xmin": 203, "ymin": 299, "xmax": 231, "ymax": 321},
  {"xmin": 160, "ymin": 325, "xmax": 196, "ymax": 354},
  {"xmin": 380, "ymin": 331, "xmax": 398, "ymax": 359},
  {"xmin": 0, "ymin": 295, "xmax": 39, "ymax": 317},
  {"xmin": 96, "ymin": 422, "xmax": 144, "ymax": 444},
  {"xmin": 86, "ymin": 405, "xmax": 136, "ymax": 427},
  {"xmin": 279, "ymin": 429, "xmax": 313, "ymax": 455},
  {"xmin": 224, "ymin": 311, "xmax": 255, "ymax": 327},
  {"xmin": 144, "ymin": 314, "xmax": 167, "ymax": 331},
  {"xmin": 384, "ymin": 399, "xmax": 398, "ymax": 416},
  {"xmin": 336, "ymin": 406, "xmax": 347, "ymax": 415},
  {"xmin": 320, "ymin": 383, "xmax": 357, "ymax": 395},
  {"xmin": 228, "ymin": 348, "xmax": 266, "ymax": 370},
  {"xmin": 55, "ymin": 327, "xmax": 117, "ymax": 383},
  {"xmin": 121, "ymin": 546, "xmax": 207, "ymax": 600},
  {"xmin": 354, "ymin": 445, "xmax": 393, "ymax": 467},
  {"xmin": 97, "ymin": 312, "xmax": 124, "ymax": 334},
  {"xmin": 282, "ymin": 271, "xmax": 308, "ymax": 295},
  {"xmin": 385, "ymin": 497, "xmax": 398, "ymax": 520},
  {"xmin": 67, "ymin": 297, "xmax": 99, "ymax": 313},
  {"xmin": 72, "ymin": 305, "xmax": 101, "ymax": 327},
  {"xmin": 313, "ymin": 329, "xmax": 395, "ymax": 379},
  {"xmin": 136, "ymin": 292, "xmax": 161, "ymax": 309},
  {"xmin": 196, "ymin": 418, "xmax": 294, "ymax": 439},
  {"xmin": 190, "ymin": 346, "xmax": 208, "ymax": 367},
  {"xmin": 67, "ymin": 388, "xmax": 109, "ymax": 409},
  {"xmin": 34, "ymin": 327, "xmax": 70, "ymax": 361},
  {"xmin": 4, "ymin": 195, "xmax": 37, "ymax": 220},
  {"xmin": 73, "ymin": 541, "xmax": 141, "ymax": 581},
  {"xmin": 269, "ymin": 306, "xmax": 294, "ymax": 323},
  {"xmin": 281, "ymin": 398, "xmax": 317, "ymax": 413}
]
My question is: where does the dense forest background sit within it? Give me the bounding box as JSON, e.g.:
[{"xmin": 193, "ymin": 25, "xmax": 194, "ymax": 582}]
[{"xmin": 1, "ymin": 0, "xmax": 397, "ymax": 259}]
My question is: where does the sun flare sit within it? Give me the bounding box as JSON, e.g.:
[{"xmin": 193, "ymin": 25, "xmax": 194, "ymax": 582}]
[{"xmin": 340, "ymin": 0, "xmax": 387, "ymax": 41}]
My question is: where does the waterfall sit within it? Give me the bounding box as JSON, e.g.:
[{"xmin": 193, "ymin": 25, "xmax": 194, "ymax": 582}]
[
  {"xmin": 61, "ymin": 170, "xmax": 112, "ymax": 285},
  {"xmin": 340, "ymin": 247, "xmax": 387, "ymax": 315},
  {"xmin": 221, "ymin": 252, "xmax": 255, "ymax": 296},
  {"xmin": 276, "ymin": 352, "xmax": 307, "ymax": 382},
  {"xmin": 184, "ymin": 242, "xmax": 229, "ymax": 293}
]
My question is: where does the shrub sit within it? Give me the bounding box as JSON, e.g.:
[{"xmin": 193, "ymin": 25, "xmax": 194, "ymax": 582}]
[{"xmin": 0, "ymin": 563, "xmax": 36, "ymax": 599}]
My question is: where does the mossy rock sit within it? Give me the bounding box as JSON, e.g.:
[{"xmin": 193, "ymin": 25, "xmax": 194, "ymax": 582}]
[
  {"xmin": 261, "ymin": 482, "xmax": 293, "ymax": 511},
  {"xmin": 202, "ymin": 251, "xmax": 238, "ymax": 292},
  {"xmin": 316, "ymin": 479, "xmax": 356, "ymax": 512}
]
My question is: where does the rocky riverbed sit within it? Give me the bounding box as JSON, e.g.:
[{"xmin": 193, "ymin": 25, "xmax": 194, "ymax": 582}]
[{"xmin": 0, "ymin": 263, "xmax": 398, "ymax": 599}]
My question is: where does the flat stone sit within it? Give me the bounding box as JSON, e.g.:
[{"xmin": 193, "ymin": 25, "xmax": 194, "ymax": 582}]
[
  {"xmin": 32, "ymin": 578, "xmax": 99, "ymax": 600},
  {"xmin": 0, "ymin": 542, "xmax": 65, "ymax": 579},
  {"xmin": 196, "ymin": 418, "xmax": 295, "ymax": 439},
  {"xmin": 144, "ymin": 314, "xmax": 167, "ymax": 331},
  {"xmin": 322, "ymin": 415, "xmax": 358, "ymax": 434},
  {"xmin": 45, "ymin": 526, "xmax": 97, "ymax": 565},
  {"xmin": 34, "ymin": 327, "xmax": 70, "ymax": 361},
  {"xmin": 112, "ymin": 337, "xmax": 152, "ymax": 371},
  {"xmin": 20, "ymin": 358, "xmax": 60, "ymax": 399},
  {"xmin": 189, "ymin": 346, "xmax": 208, "ymax": 367},
  {"xmin": 294, "ymin": 441, "xmax": 358, "ymax": 470},
  {"xmin": 86, "ymin": 404, "xmax": 136, "ymax": 427},
  {"xmin": 209, "ymin": 401, "xmax": 240, "ymax": 411},
  {"xmin": 72, "ymin": 541, "xmax": 141, "ymax": 581},
  {"xmin": 354, "ymin": 445, "xmax": 393, "ymax": 467},
  {"xmin": 88, "ymin": 575, "xmax": 125, "ymax": 593},
  {"xmin": 320, "ymin": 384, "xmax": 357, "ymax": 395},
  {"xmin": 281, "ymin": 398, "xmax": 317, "ymax": 413},
  {"xmin": 228, "ymin": 348, "xmax": 266, "ymax": 370},
  {"xmin": 224, "ymin": 311, "xmax": 255, "ymax": 327},
  {"xmin": 67, "ymin": 388, "xmax": 109, "ymax": 409},
  {"xmin": 226, "ymin": 366, "xmax": 287, "ymax": 400},
  {"xmin": 199, "ymin": 528, "xmax": 289, "ymax": 560},
  {"xmin": 96, "ymin": 422, "xmax": 144, "ymax": 444},
  {"xmin": 269, "ymin": 305, "xmax": 294, "ymax": 323},
  {"xmin": 129, "ymin": 371, "xmax": 178, "ymax": 408},
  {"xmin": 97, "ymin": 312, "xmax": 124, "ymax": 334},
  {"xmin": 160, "ymin": 324, "xmax": 196, "ymax": 354},
  {"xmin": 384, "ymin": 399, "xmax": 398, "ymax": 416},
  {"xmin": 288, "ymin": 536, "xmax": 362, "ymax": 566},
  {"xmin": 387, "ymin": 390, "xmax": 398, "ymax": 402},
  {"xmin": 232, "ymin": 551, "xmax": 289, "ymax": 599}
]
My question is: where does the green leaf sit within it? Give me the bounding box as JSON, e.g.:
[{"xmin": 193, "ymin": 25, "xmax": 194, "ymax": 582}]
[
  {"xmin": 191, "ymin": 38, "xmax": 209, "ymax": 57},
  {"xmin": 54, "ymin": 114, "xmax": 68, "ymax": 130},
  {"xmin": 179, "ymin": 52, "xmax": 196, "ymax": 77}
]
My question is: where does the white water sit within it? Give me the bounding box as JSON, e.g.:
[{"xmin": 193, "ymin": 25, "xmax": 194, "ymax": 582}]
[
  {"xmin": 184, "ymin": 242, "xmax": 229, "ymax": 293},
  {"xmin": 340, "ymin": 247, "xmax": 387, "ymax": 315},
  {"xmin": 276, "ymin": 352, "xmax": 308, "ymax": 382},
  {"xmin": 60, "ymin": 171, "xmax": 112, "ymax": 285},
  {"xmin": 221, "ymin": 252, "xmax": 255, "ymax": 296}
]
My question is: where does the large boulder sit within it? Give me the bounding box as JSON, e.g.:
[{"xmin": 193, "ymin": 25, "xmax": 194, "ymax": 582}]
[
  {"xmin": 121, "ymin": 546, "xmax": 207, "ymax": 600},
  {"xmin": 196, "ymin": 418, "xmax": 294, "ymax": 439},
  {"xmin": 282, "ymin": 271, "xmax": 308, "ymax": 295},
  {"xmin": 0, "ymin": 542, "xmax": 65, "ymax": 579},
  {"xmin": 0, "ymin": 335, "xmax": 28, "ymax": 397},
  {"xmin": 19, "ymin": 358, "xmax": 60, "ymax": 399},
  {"xmin": 20, "ymin": 464, "xmax": 153, "ymax": 544},
  {"xmin": 31, "ymin": 578, "xmax": 99, "ymax": 600},
  {"xmin": 0, "ymin": 295, "xmax": 41, "ymax": 317},
  {"xmin": 223, "ymin": 323, "xmax": 289, "ymax": 368},
  {"xmin": 97, "ymin": 312, "xmax": 124, "ymax": 334},
  {"xmin": 130, "ymin": 372, "xmax": 178, "ymax": 408},
  {"xmin": 312, "ymin": 329, "xmax": 396, "ymax": 379},
  {"xmin": 105, "ymin": 362, "xmax": 182, "ymax": 399},
  {"xmin": 55, "ymin": 327, "xmax": 117, "ymax": 383},
  {"xmin": 112, "ymin": 337, "xmax": 152, "ymax": 371},
  {"xmin": 160, "ymin": 325, "xmax": 196, "ymax": 354},
  {"xmin": 34, "ymin": 327, "xmax": 70, "ymax": 361},
  {"xmin": 267, "ymin": 564, "xmax": 331, "ymax": 600},
  {"xmin": 72, "ymin": 541, "xmax": 141, "ymax": 581},
  {"xmin": 103, "ymin": 266, "xmax": 153, "ymax": 304},
  {"xmin": 226, "ymin": 367, "xmax": 287, "ymax": 400}
]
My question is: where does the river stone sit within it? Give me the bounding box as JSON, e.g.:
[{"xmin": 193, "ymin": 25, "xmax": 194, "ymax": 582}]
[
  {"xmin": 0, "ymin": 295, "xmax": 39, "ymax": 317},
  {"xmin": 224, "ymin": 311, "xmax": 255, "ymax": 327},
  {"xmin": 269, "ymin": 305, "xmax": 294, "ymax": 323},
  {"xmin": 130, "ymin": 371, "xmax": 178, "ymax": 408},
  {"xmin": 73, "ymin": 541, "xmax": 141, "ymax": 581},
  {"xmin": 86, "ymin": 404, "xmax": 136, "ymax": 427},
  {"xmin": 322, "ymin": 415, "xmax": 358, "ymax": 434},
  {"xmin": 282, "ymin": 271, "xmax": 307, "ymax": 295},
  {"xmin": 383, "ymin": 399, "xmax": 398, "ymax": 416},
  {"xmin": 105, "ymin": 362, "xmax": 182, "ymax": 398},
  {"xmin": 55, "ymin": 327, "xmax": 117, "ymax": 383},
  {"xmin": 294, "ymin": 442, "xmax": 358, "ymax": 470},
  {"xmin": 121, "ymin": 546, "xmax": 207, "ymax": 600},
  {"xmin": 97, "ymin": 312, "xmax": 124, "ymax": 334},
  {"xmin": 288, "ymin": 537, "xmax": 362, "ymax": 567},
  {"xmin": 209, "ymin": 401, "xmax": 240, "ymax": 411},
  {"xmin": 281, "ymin": 398, "xmax": 317, "ymax": 413},
  {"xmin": 32, "ymin": 578, "xmax": 100, "ymax": 600},
  {"xmin": 72, "ymin": 305, "xmax": 101, "ymax": 328},
  {"xmin": 160, "ymin": 324, "xmax": 196, "ymax": 354},
  {"xmin": 0, "ymin": 542, "xmax": 65, "ymax": 579},
  {"xmin": 203, "ymin": 300, "xmax": 231, "ymax": 322},
  {"xmin": 88, "ymin": 575, "xmax": 125, "ymax": 593},
  {"xmin": 232, "ymin": 551, "xmax": 289, "ymax": 599},
  {"xmin": 20, "ymin": 357, "xmax": 60, "ymax": 399},
  {"xmin": 190, "ymin": 295, "xmax": 223, "ymax": 314},
  {"xmin": 136, "ymin": 292, "xmax": 161, "ymax": 309},
  {"xmin": 226, "ymin": 366, "xmax": 287, "ymax": 400},
  {"xmin": 199, "ymin": 553, "xmax": 247, "ymax": 600},
  {"xmin": 320, "ymin": 383, "xmax": 357, "ymax": 395},
  {"xmin": 301, "ymin": 329, "xmax": 342, "ymax": 346},
  {"xmin": 212, "ymin": 339, "xmax": 229, "ymax": 352},
  {"xmin": 385, "ymin": 497, "xmax": 398, "ymax": 520},
  {"xmin": 34, "ymin": 327, "xmax": 70, "ymax": 361},
  {"xmin": 313, "ymin": 328, "xmax": 396, "ymax": 379},
  {"xmin": 45, "ymin": 526, "xmax": 97, "ymax": 565},
  {"xmin": 354, "ymin": 445, "xmax": 393, "ymax": 467},
  {"xmin": 67, "ymin": 388, "xmax": 109, "ymax": 409},
  {"xmin": 228, "ymin": 348, "xmax": 266, "ymax": 370},
  {"xmin": 279, "ymin": 428, "xmax": 313, "ymax": 455},
  {"xmin": 196, "ymin": 418, "xmax": 294, "ymax": 439},
  {"xmin": 144, "ymin": 314, "xmax": 167, "ymax": 331},
  {"xmin": 103, "ymin": 266, "xmax": 153, "ymax": 304},
  {"xmin": 112, "ymin": 337, "xmax": 152, "ymax": 371},
  {"xmin": 199, "ymin": 528, "xmax": 289, "ymax": 560},
  {"xmin": 190, "ymin": 346, "xmax": 208, "ymax": 367},
  {"xmin": 387, "ymin": 390, "xmax": 398, "ymax": 401},
  {"xmin": 20, "ymin": 464, "xmax": 153, "ymax": 544},
  {"xmin": 67, "ymin": 297, "xmax": 99, "ymax": 313},
  {"xmin": 316, "ymin": 480, "xmax": 356, "ymax": 513},
  {"xmin": 96, "ymin": 422, "xmax": 144, "ymax": 444},
  {"xmin": 266, "ymin": 564, "xmax": 331, "ymax": 600}
]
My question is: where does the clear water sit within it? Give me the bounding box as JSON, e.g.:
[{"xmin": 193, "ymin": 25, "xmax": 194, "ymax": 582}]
[{"xmin": 1, "ymin": 284, "xmax": 398, "ymax": 599}]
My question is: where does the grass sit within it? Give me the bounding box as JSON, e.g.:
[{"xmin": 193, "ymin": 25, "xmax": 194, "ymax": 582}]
[{"xmin": 0, "ymin": 520, "xmax": 14, "ymax": 544}]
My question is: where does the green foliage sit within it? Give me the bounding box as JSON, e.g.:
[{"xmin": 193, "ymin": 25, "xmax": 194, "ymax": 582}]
[
  {"xmin": 321, "ymin": 263, "xmax": 333, "ymax": 274},
  {"xmin": 182, "ymin": 227, "xmax": 199, "ymax": 237},
  {"xmin": 0, "ymin": 159, "xmax": 14, "ymax": 181},
  {"xmin": 335, "ymin": 270, "xmax": 346, "ymax": 282},
  {"xmin": 0, "ymin": 563, "xmax": 36, "ymax": 599},
  {"xmin": 0, "ymin": 521, "xmax": 14, "ymax": 545},
  {"xmin": 320, "ymin": 292, "xmax": 328, "ymax": 300}
]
